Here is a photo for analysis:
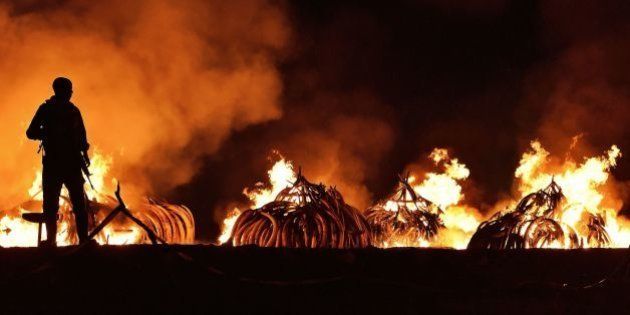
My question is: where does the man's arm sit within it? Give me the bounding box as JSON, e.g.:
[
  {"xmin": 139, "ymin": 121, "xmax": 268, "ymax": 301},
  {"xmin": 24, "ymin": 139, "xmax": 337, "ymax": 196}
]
[{"xmin": 26, "ymin": 105, "xmax": 45, "ymax": 140}]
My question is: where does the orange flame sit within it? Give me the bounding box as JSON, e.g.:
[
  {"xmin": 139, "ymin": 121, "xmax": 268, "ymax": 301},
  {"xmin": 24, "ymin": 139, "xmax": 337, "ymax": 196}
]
[
  {"xmin": 510, "ymin": 140, "xmax": 629, "ymax": 248},
  {"xmin": 0, "ymin": 151, "xmax": 194, "ymax": 247},
  {"xmin": 218, "ymin": 153, "xmax": 296, "ymax": 244},
  {"xmin": 502, "ymin": 141, "xmax": 630, "ymax": 248},
  {"xmin": 404, "ymin": 148, "xmax": 481, "ymax": 249}
]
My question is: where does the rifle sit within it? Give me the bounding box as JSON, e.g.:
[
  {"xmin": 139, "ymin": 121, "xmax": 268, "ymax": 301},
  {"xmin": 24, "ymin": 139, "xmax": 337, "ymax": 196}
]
[{"xmin": 80, "ymin": 151, "xmax": 95, "ymax": 190}]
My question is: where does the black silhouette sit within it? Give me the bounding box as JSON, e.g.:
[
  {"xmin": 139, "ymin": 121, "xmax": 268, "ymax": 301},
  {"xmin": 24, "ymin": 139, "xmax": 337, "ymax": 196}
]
[{"xmin": 26, "ymin": 77, "xmax": 90, "ymax": 247}]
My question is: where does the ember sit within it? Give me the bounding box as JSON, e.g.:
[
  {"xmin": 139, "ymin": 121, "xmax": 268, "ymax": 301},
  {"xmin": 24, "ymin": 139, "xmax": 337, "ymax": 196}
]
[{"xmin": 227, "ymin": 170, "xmax": 371, "ymax": 248}]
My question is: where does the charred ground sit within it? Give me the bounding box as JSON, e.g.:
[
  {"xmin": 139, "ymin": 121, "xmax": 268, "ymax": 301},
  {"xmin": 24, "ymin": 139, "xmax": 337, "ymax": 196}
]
[{"xmin": 2, "ymin": 245, "xmax": 629, "ymax": 314}]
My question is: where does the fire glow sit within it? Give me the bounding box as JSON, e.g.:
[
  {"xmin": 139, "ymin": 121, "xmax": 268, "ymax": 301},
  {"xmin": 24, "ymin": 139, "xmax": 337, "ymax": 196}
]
[
  {"xmin": 219, "ymin": 149, "xmax": 481, "ymax": 249},
  {"xmin": 218, "ymin": 155, "xmax": 296, "ymax": 244},
  {"xmin": 366, "ymin": 148, "xmax": 481, "ymax": 249},
  {"xmin": 220, "ymin": 143, "xmax": 630, "ymax": 249},
  {"xmin": 470, "ymin": 141, "xmax": 630, "ymax": 249},
  {"xmin": 220, "ymin": 154, "xmax": 371, "ymax": 248},
  {"xmin": 2, "ymin": 142, "xmax": 627, "ymax": 249},
  {"xmin": 0, "ymin": 152, "xmax": 195, "ymax": 247}
]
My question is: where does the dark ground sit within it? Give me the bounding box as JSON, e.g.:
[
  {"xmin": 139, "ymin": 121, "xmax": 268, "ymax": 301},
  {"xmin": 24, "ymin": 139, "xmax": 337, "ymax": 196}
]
[{"xmin": 1, "ymin": 245, "xmax": 629, "ymax": 314}]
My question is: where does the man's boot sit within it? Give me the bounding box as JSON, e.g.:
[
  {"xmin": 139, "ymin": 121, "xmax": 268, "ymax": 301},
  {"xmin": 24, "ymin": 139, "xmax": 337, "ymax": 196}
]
[{"xmin": 42, "ymin": 215, "xmax": 57, "ymax": 248}]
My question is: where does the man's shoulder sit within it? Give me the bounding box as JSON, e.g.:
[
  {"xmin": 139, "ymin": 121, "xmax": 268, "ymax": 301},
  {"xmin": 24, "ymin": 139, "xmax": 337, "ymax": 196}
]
[
  {"xmin": 68, "ymin": 102, "xmax": 82, "ymax": 115},
  {"xmin": 37, "ymin": 99, "xmax": 82, "ymax": 115},
  {"xmin": 37, "ymin": 101, "xmax": 52, "ymax": 113}
]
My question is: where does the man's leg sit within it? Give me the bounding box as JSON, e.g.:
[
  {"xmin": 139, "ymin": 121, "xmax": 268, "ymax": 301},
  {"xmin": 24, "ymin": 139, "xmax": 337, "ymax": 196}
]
[
  {"xmin": 42, "ymin": 167, "xmax": 62, "ymax": 246},
  {"xmin": 66, "ymin": 175, "xmax": 88, "ymax": 243}
]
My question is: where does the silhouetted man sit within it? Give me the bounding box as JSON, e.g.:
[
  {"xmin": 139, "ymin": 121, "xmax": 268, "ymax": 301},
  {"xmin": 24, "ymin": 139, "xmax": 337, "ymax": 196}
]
[{"xmin": 26, "ymin": 77, "xmax": 90, "ymax": 247}]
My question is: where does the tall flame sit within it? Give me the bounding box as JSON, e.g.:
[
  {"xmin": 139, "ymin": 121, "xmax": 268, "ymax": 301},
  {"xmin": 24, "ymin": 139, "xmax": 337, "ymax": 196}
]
[
  {"xmin": 244, "ymin": 157, "xmax": 297, "ymax": 208},
  {"xmin": 218, "ymin": 153, "xmax": 296, "ymax": 244},
  {"xmin": 220, "ymin": 149, "xmax": 482, "ymax": 249},
  {"xmin": 511, "ymin": 140, "xmax": 629, "ymax": 248},
  {"xmin": 412, "ymin": 148, "xmax": 480, "ymax": 249},
  {"xmin": 371, "ymin": 148, "xmax": 481, "ymax": 249}
]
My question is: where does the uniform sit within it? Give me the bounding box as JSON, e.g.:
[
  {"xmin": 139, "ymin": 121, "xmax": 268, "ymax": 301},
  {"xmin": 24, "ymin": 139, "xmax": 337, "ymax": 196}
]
[{"xmin": 26, "ymin": 95, "xmax": 89, "ymax": 244}]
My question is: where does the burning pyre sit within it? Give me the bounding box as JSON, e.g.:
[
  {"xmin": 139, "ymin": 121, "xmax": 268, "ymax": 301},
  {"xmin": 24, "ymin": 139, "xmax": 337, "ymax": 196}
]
[
  {"xmin": 469, "ymin": 140, "xmax": 630, "ymax": 249},
  {"xmin": 365, "ymin": 149, "xmax": 481, "ymax": 248},
  {"xmin": 468, "ymin": 180, "xmax": 609, "ymax": 249},
  {"xmin": 221, "ymin": 155, "xmax": 371, "ymax": 248},
  {"xmin": 0, "ymin": 152, "xmax": 194, "ymax": 247},
  {"xmin": 228, "ymin": 171, "xmax": 371, "ymax": 248},
  {"xmin": 219, "ymin": 149, "xmax": 482, "ymax": 249},
  {"xmin": 366, "ymin": 175, "xmax": 443, "ymax": 247}
]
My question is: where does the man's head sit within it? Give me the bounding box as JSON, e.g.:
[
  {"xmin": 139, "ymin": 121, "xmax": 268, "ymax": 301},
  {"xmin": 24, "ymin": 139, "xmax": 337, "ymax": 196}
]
[{"xmin": 52, "ymin": 77, "xmax": 73, "ymax": 102}]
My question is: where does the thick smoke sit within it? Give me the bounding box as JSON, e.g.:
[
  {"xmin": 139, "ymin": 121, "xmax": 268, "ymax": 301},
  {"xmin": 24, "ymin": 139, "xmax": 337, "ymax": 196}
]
[
  {"xmin": 0, "ymin": 0, "xmax": 289, "ymax": 205},
  {"xmin": 521, "ymin": 2, "xmax": 630, "ymax": 156},
  {"xmin": 272, "ymin": 93, "xmax": 394, "ymax": 210},
  {"xmin": 515, "ymin": 1, "xmax": 630, "ymax": 212}
]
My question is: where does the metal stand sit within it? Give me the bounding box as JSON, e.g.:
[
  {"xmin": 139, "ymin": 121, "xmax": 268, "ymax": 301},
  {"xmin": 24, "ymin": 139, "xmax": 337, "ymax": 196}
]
[
  {"xmin": 87, "ymin": 183, "xmax": 166, "ymax": 245},
  {"xmin": 22, "ymin": 212, "xmax": 45, "ymax": 246}
]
